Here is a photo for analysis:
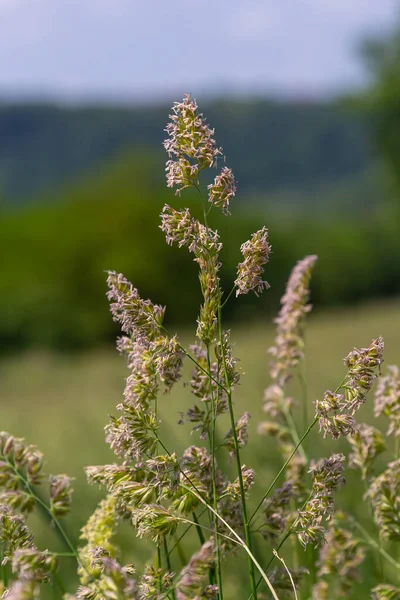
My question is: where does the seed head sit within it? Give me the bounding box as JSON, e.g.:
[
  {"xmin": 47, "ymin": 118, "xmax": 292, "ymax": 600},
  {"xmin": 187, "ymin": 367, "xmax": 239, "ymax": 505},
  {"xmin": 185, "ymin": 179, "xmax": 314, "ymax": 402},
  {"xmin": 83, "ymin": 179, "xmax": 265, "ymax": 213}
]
[
  {"xmin": 375, "ymin": 365, "xmax": 400, "ymax": 437},
  {"xmin": 366, "ymin": 458, "xmax": 400, "ymax": 541},
  {"xmin": 164, "ymin": 94, "xmax": 222, "ymax": 194},
  {"xmin": 106, "ymin": 272, "xmax": 165, "ymax": 339},
  {"xmin": 208, "ymin": 166, "xmax": 236, "ymax": 215},
  {"xmin": 312, "ymin": 515, "xmax": 365, "ymax": 600},
  {"xmin": 296, "ymin": 454, "xmax": 346, "ymax": 548},
  {"xmin": 371, "ymin": 584, "xmax": 400, "ymax": 600},
  {"xmin": 235, "ymin": 227, "xmax": 271, "ymax": 297},
  {"xmin": 176, "ymin": 539, "xmax": 215, "ymax": 600},
  {"xmin": 269, "ymin": 255, "xmax": 317, "ymax": 386},
  {"xmin": 49, "ymin": 474, "xmax": 74, "ymax": 517},
  {"xmin": 348, "ymin": 424, "xmax": 386, "ymax": 480}
]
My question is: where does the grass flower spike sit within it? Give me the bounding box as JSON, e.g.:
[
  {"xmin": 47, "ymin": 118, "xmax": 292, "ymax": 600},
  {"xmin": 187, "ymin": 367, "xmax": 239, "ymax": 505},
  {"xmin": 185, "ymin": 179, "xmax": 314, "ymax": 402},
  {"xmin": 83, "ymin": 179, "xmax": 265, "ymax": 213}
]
[
  {"xmin": 375, "ymin": 365, "xmax": 400, "ymax": 437},
  {"xmin": 164, "ymin": 94, "xmax": 222, "ymax": 194},
  {"xmin": 208, "ymin": 166, "xmax": 236, "ymax": 215},
  {"xmin": 235, "ymin": 226, "xmax": 271, "ymax": 297},
  {"xmin": 268, "ymin": 254, "xmax": 317, "ymax": 386}
]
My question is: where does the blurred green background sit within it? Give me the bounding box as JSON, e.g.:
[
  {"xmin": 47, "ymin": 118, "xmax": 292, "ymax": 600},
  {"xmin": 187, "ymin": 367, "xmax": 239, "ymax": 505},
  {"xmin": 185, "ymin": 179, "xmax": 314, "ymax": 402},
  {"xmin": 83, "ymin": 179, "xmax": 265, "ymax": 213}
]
[{"xmin": 2, "ymin": 5, "xmax": 400, "ymax": 598}]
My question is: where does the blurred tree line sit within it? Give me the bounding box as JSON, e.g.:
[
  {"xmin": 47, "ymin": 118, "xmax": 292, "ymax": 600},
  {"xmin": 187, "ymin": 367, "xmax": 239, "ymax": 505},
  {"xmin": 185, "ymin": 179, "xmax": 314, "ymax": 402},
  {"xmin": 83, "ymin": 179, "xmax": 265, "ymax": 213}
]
[
  {"xmin": 0, "ymin": 149, "xmax": 399, "ymax": 352},
  {"xmin": 0, "ymin": 99, "xmax": 374, "ymax": 203},
  {"xmin": 358, "ymin": 17, "xmax": 400, "ymax": 214}
]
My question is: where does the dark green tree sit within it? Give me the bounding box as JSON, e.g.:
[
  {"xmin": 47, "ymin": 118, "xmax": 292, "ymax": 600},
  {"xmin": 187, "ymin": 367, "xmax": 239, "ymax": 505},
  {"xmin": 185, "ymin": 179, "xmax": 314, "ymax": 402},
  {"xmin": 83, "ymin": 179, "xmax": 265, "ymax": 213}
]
[{"xmin": 358, "ymin": 17, "xmax": 400, "ymax": 207}]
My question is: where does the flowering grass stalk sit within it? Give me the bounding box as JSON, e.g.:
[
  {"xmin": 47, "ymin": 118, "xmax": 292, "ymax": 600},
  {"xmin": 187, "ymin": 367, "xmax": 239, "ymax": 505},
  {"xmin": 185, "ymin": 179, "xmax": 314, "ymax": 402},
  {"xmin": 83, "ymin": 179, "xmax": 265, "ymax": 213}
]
[{"xmin": 1, "ymin": 94, "xmax": 400, "ymax": 600}]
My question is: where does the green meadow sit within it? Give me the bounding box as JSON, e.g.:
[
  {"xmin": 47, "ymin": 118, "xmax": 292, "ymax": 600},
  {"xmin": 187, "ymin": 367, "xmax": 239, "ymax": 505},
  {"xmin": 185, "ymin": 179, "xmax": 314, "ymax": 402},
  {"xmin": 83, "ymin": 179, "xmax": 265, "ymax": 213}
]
[{"xmin": 2, "ymin": 297, "xmax": 400, "ymax": 597}]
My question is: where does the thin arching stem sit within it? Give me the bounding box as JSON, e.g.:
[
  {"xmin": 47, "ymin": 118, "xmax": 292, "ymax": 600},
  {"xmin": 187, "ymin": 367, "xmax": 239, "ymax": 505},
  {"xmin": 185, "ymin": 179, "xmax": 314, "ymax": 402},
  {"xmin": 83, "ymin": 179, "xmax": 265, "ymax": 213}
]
[
  {"xmin": 207, "ymin": 345, "xmax": 224, "ymax": 597},
  {"xmin": 217, "ymin": 304, "xmax": 258, "ymax": 600}
]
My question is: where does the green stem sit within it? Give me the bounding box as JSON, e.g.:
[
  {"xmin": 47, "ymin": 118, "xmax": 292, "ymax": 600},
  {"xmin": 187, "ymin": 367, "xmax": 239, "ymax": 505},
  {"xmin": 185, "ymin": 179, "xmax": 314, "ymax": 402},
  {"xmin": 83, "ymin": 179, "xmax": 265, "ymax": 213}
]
[
  {"xmin": 298, "ymin": 331, "xmax": 308, "ymax": 436},
  {"xmin": 251, "ymin": 374, "xmax": 348, "ymax": 525},
  {"xmin": 163, "ymin": 537, "xmax": 176, "ymax": 600},
  {"xmin": 350, "ymin": 518, "xmax": 400, "ymax": 571},
  {"xmin": 250, "ymin": 495, "xmax": 313, "ymax": 598},
  {"xmin": 363, "ymin": 479, "xmax": 384, "ymax": 579},
  {"xmin": 169, "ymin": 511, "xmax": 207, "ymax": 565},
  {"xmin": 217, "ymin": 305, "xmax": 257, "ymax": 600},
  {"xmin": 173, "ymin": 536, "xmax": 187, "ymax": 567},
  {"xmin": 177, "ymin": 344, "xmax": 229, "ymax": 396},
  {"xmin": 4, "ymin": 457, "xmax": 80, "ymax": 569},
  {"xmin": 192, "ymin": 510, "xmax": 206, "ymax": 545},
  {"xmin": 220, "ymin": 285, "xmax": 236, "ymax": 309},
  {"xmin": 182, "ymin": 484, "xmax": 279, "ymax": 600},
  {"xmin": 157, "ymin": 416, "xmax": 265, "ymax": 597},
  {"xmin": 157, "ymin": 545, "xmax": 163, "ymax": 593},
  {"xmin": 0, "ymin": 543, "xmax": 8, "ymax": 588},
  {"xmin": 249, "ymin": 416, "xmax": 318, "ymax": 525},
  {"xmin": 194, "ymin": 181, "xmax": 209, "ymax": 228},
  {"xmin": 283, "ymin": 406, "xmax": 307, "ymax": 463},
  {"xmin": 52, "ymin": 571, "xmax": 66, "ymax": 595},
  {"xmin": 207, "ymin": 345, "xmax": 224, "ymax": 597}
]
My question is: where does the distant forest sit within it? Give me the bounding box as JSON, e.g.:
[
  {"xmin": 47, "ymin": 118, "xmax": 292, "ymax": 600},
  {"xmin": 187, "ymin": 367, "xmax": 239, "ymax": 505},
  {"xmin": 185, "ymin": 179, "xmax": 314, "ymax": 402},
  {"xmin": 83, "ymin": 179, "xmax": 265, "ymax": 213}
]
[
  {"xmin": 0, "ymin": 98, "xmax": 377, "ymax": 205},
  {"xmin": 1, "ymin": 96, "xmax": 397, "ymax": 351}
]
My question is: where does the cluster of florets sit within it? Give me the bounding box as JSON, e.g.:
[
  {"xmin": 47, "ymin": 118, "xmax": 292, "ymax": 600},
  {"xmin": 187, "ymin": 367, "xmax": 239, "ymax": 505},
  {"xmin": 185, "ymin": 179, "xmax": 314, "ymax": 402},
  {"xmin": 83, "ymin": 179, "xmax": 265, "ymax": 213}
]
[
  {"xmin": 0, "ymin": 432, "xmax": 43, "ymax": 512},
  {"xmin": 374, "ymin": 365, "xmax": 400, "ymax": 437},
  {"xmin": 344, "ymin": 336, "xmax": 384, "ymax": 413},
  {"xmin": 160, "ymin": 205, "xmax": 222, "ymax": 256},
  {"xmin": 0, "ymin": 432, "xmax": 73, "ymax": 519},
  {"xmin": 180, "ymin": 340, "xmax": 234, "ymax": 439},
  {"xmin": 160, "ymin": 96, "xmax": 273, "ymax": 347},
  {"xmin": 164, "ymin": 94, "xmax": 222, "ymax": 194},
  {"xmin": 348, "ymin": 423, "xmax": 386, "ymax": 479},
  {"xmin": 196, "ymin": 235, "xmax": 222, "ymax": 345},
  {"xmin": 216, "ymin": 465, "xmax": 255, "ymax": 550},
  {"xmin": 259, "ymin": 256, "xmax": 317, "ymax": 496},
  {"xmin": 77, "ymin": 550, "xmax": 138, "ymax": 599},
  {"xmin": 181, "ymin": 332, "xmax": 241, "ymax": 445},
  {"xmin": 235, "ymin": 226, "xmax": 271, "ymax": 297},
  {"xmin": 365, "ymin": 458, "xmax": 400, "ymax": 541},
  {"xmin": 260, "ymin": 481, "xmax": 295, "ymax": 544},
  {"xmin": 105, "ymin": 272, "xmax": 184, "ymax": 463},
  {"xmin": 160, "ymin": 204, "xmax": 223, "ymax": 344},
  {"xmin": 315, "ymin": 337, "xmax": 384, "ymax": 439},
  {"xmin": 315, "ymin": 390, "xmax": 358, "ymax": 439},
  {"xmin": 0, "ymin": 504, "xmax": 57, "ymax": 594},
  {"xmin": 262, "ymin": 384, "xmax": 293, "ymax": 420},
  {"xmin": 221, "ymin": 412, "xmax": 251, "ymax": 459},
  {"xmin": 268, "ymin": 254, "xmax": 318, "ymax": 387},
  {"xmin": 371, "ymin": 584, "xmax": 400, "ymax": 599},
  {"xmin": 296, "ymin": 454, "xmax": 346, "ymax": 548},
  {"xmin": 267, "ymin": 566, "xmax": 308, "ymax": 597},
  {"xmin": 175, "ymin": 540, "xmax": 216, "ymax": 599},
  {"xmin": 107, "ymin": 271, "xmax": 165, "ymax": 339},
  {"xmin": 311, "ymin": 515, "xmax": 365, "ymax": 600},
  {"xmin": 0, "ymin": 432, "xmax": 74, "ymax": 596},
  {"xmin": 163, "ymin": 94, "xmax": 238, "ymax": 222},
  {"xmin": 207, "ymin": 166, "xmax": 236, "ymax": 215}
]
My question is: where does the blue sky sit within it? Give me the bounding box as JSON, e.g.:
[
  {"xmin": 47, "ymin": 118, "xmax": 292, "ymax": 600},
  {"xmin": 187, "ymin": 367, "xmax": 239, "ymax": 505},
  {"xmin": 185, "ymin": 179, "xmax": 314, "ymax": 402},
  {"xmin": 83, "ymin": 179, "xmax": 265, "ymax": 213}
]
[{"xmin": 0, "ymin": 0, "xmax": 398, "ymax": 102}]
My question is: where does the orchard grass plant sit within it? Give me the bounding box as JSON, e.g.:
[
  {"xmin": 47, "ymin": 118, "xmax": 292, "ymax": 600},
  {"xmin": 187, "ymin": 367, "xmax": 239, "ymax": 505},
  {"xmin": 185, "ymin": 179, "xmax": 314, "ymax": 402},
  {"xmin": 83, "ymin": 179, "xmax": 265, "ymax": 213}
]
[{"xmin": 1, "ymin": 94, "xmax": 400, "ymax": 599}]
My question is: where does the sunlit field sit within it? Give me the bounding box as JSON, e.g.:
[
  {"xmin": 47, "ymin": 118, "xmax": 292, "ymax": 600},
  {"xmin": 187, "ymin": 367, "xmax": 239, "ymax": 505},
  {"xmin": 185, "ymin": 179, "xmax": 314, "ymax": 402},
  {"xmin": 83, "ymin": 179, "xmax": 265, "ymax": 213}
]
[{"xmin": 2, "ymin": 297, "xmax": 400, "ymax": 597}]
